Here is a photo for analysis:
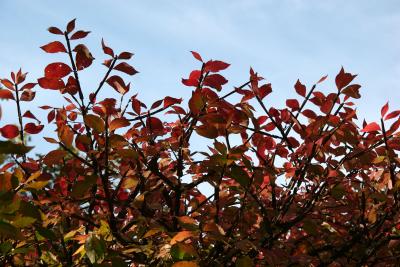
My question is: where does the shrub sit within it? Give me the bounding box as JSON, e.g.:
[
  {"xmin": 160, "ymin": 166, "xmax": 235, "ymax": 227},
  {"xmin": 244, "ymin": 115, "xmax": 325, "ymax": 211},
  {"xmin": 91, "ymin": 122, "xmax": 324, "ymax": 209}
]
[{"xmin": 1, "ymin": 19, "xmax": 400, "ymax": 266}]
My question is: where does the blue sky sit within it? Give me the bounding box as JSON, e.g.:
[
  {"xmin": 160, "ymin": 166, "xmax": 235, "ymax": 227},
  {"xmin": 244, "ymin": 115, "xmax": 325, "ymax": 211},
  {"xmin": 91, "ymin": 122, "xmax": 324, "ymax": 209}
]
[{"xmin": 1, "ymin": 0, "xmax": 399, "ymax": 153}]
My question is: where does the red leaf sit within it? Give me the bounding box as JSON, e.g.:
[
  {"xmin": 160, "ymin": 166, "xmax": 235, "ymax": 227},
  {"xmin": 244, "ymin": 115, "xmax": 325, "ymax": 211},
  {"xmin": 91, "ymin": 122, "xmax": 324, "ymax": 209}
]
[
  {"xmin": 48, "ymin": 26, "xmax": 63, "ymax": 35},
  {"xmin": 24, "ymin": 123, "xmax": 44, "ymax": 134},
  {"xmin": 164, "ymin": 96, "xmax": 182, "ymax": 108},
  {"xmin": 190, "ymin": 51, "xmax": 203, "ymax": 62},
  {"xmin": 0, "ymin": 89, "xmax": 14, "ymax": 100},
  {"xmin": 74, "ymin": 44, "xmax": 94, "ymax": 70},
  {"xmin": 385, "ymin": 110, "xmax": 400, "ymax": 121},
  {"xmin": 342, "ymin": 84, "xmax": 361, "ymax": 99},
  {"xmin": 20, "ymin": 90, "xmax": 36, "ymax": 101},
  {"xmin": 146, "ymin": 117, "xmax": 164, "ymax": 134},
  {"xmin": 294, "ymin": 79, "xmax": 306, "ymax": 97},
  {"xmin": 40, "ymin": 41, "xmax": 67, "ymax": 53},
  {"xmin": 47, "ymin": 109, "xmax": 56, "ymax": 123},
  {"xmin": 107, "ymin": 76, "xmax": 130, "ymax": 94},
  {"xmin": 38, "ymin": 77, "xmax": 65, "ymax": 90},
  {"xmin": 45, "ymin": 63, "xmax": 72, "ymax": 79},
  {"xmin": 381, "ymin": 102, "xmax": 389, "ymax": 118},
  {"xmin": 66, "ymin": 18, "xmax": 76, "ymax": 33},
  {"xmin": 131, "ymin": 98, "xmax": 142, "ymax": 114},
  {"xmin": 335, "ymin": 67, "xmax": 356, "ymax": 90},
  {"xmin": 114, "ymin": 62, "xmax": 138, "ymax": 76},
  {"xmin": 317, "ymin": 75, "xmax": 328, "ymax": 84},
  {"xmin": 70, "ymin": 30, "xmax": 90, "ymax": 40},
  {"xmin": 203, "ymin": 74, "xmax": 228, "ymax": 91},
  {"xmin": 151, "ymin": 99, "xmax": 163, "ymax": 109},
  {"xmin": 182, "ymin": 70, "xmax": 201, "ymax": 87},
  {"xmin": 109, "ymin": 117, "xmax": 130, "ymax": 131},
  {"xmin": 1, "ymin": 79, "xmax": 14, "ymax": 90},
  {"xmin": 20, "ymin": 83, "xmax": 37, "ymax": 90},
  {"xmin": 102, "ymin": 39, "xmax": 114, "ymax": 57},
  {"xmin": 118, "ymin": 52, "xmax": 133, "ymax": 60},
  {"xmin": 258, "ymin": 83, "xmax": 272, "ymax": 99},
  {"xmin": 22, "ymin": 111, "xmax": 38, "ymax": 120},
  {"xmin": 286, "ymin": 99, "xmax": 300, "ymax": 110},
  {"xmin": 204, "ymin": 60, "xmax": 230, "ymax": 72},
  {"xmin": 302, "ymin": 109, "xmax": 317, "ymax": 119},
  {"xmin": 63, "ymin": 76, "xmax": 78, "ymax": 95},
  {"xmin": 361, "ymin": 122, "xmax": 381, "ymax": 133},
  {"xmin": 1, "ymin": 125, "xmax": 19, "ymax": 139}
]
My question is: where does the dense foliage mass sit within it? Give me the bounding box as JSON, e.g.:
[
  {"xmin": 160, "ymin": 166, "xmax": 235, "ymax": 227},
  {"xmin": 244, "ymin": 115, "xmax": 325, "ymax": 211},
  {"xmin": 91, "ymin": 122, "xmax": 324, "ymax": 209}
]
[{"xmin": 1, "ymin": 19, "xmax": 400, "ymax": 266}]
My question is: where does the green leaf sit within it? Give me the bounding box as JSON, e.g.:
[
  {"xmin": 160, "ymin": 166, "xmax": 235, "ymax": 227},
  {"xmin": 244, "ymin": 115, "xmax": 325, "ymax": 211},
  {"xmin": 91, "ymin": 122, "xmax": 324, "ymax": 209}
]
[
  {"xmin": 71, "ymin": 175, "xmax": 97, "ymax": 198},
  {"xmin": 36, "ymin": 226, "xmax": 57, "ymax": 241},
  {"xmin": 230, "ymin": 165, "xmax": 250, "ymax": 187},
  {"xmin": 85, "ymin": 235, "xmax": 107, "ymax": 264},
  {"xmin": 0, "ymin": 220, "xmax": 20, "ymax": 239},
  {"xmin": 0, "ymin": 141, "xmax": 33, "ymax": 155},
  {"xmin": 235, "ymin": 256, "xmax": 253, "ymax": 267},
  {"xmin": 331, "ymin": 184, "xmax": 345, "ymax": 200},
  {"xmin": 0, "ymin": 241, "xmax": 12, "ymax": 255},
  {"xmin": 170, "ymin": 243, "xmax": 197, "ymax": 261},
  {"xmin": 12, "ymin": 216, "xmax": 36, "ymax": 228},
  {"xmin": 302, "ymin": 219, "xmax": 318, "ymax": 236}
]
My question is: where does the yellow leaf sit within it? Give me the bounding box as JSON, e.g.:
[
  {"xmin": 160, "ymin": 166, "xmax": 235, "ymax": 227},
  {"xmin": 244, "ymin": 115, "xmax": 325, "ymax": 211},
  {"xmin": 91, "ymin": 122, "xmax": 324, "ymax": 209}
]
[
  {"xmin": 25, "ymin": 171, "xmax": 41, "ymax": 183},
  {"xmin": 172, "ymin": 261, "xmax": 199, "ymax": 267},
  {"xmin": 144, "ymin": 228, "xmax": 161, "ymax": 238},
  {"xmin": 170, "ymin": 231, "xmax": 194, "ymax": 245},
  {"xmin": 26, "ymin": 180, "xmax": 49, "ymax": 190}
]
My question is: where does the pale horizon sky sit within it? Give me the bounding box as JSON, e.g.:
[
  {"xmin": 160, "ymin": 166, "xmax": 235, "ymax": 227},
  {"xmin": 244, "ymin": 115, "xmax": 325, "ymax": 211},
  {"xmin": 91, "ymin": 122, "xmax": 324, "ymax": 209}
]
[{"xmin": 1, "ymin": 0, "xmax": 399, "ymax": 153}]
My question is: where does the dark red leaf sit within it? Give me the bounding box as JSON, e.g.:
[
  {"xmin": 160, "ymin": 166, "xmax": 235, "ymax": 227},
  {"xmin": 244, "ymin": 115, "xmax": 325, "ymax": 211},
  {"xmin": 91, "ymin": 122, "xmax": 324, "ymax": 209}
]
[
  {"xmin": 22, "ymin": 111, "xmax": 38, "ymax": 121},
  {"xmin": 74, "ymin": 44, "xmax": 94, "ymax": 70},
  {"xmin": 131, "ymin": 98, "xmax": 142, "ymax": 114},
  {"xmin": 70, "ymin": 30, "xmax": 90, "ymax": 40},
  {"xmin": 48, "ymin": 26, "xmax": 63, "ymax": 35},
  {"xmin": 20, "ymin": 90, "xmax": 36, "ymax": 101},
  {"xmin": 190, "ymin": 51, "xmax": 203, "ymax": 62},
  {"xmin": 47, "ymin": 109, "xmax": 56, "ymax": 123},
  {"xmin": 203, "ymin": 74, "xmax": 228, "ymax": 91},
  {"xmin": 0, "ymin": 89, "xmax": 14, "ymax": 100},
  {"xmin": 40, "ymin": 41, "xmax": 67, "ymax": 53},
  {"xmin": 118, "ymin": 52, "xmax": 133, "ymax": 60},
  {"xmin": 1, "ymin": 125, "xmax": 19, "ymax": 139},
  {"xmin": 286, "ymin": 99, "xmax": 300, "ymax": 110},
  {"xmin": 63, "ymin": 76, "xmax": 78, "ymax": 95},
  {"xmin": 66, "ymin": 18, "xmax": 76, "ymax": 33},
  {"xmin": 38, "ymin": 77, "xmax": 65, "ymax": 90},
  {"xmin": 102, "ymin": 39, "xmax": 114, "ymax": 57},
  {"xmin": 146, "ymin": 117, "xmax": 164, "ymax": 134},
  {"xmin": 106, "ymin": 75, "xmax": 130, "ymax": 94},
  {"xmin": 361, "ymin": 122, "xmax": 381, "ymax": 133},
  {"xmin": 20, "ymin": 83, "xmax": 37, "ymax": 90},
  {"xmin": 164, "ymin": 96, "xmax": 182, "ymax": 108},
  {"xmin": 204, "ymin": 60, "xmax": 230, "ymax": 72},
  {"xmin": 44, "ymin": 63, "xmax": 72, "ymax": 79},
  {"xmin": 114, "ymin": 62, "xmax": 138, "ymax": 76},
  {"xmin": 335, "ymin": 67, "xmax": 356, "ymax": 90},
  {"xmin": 24, "ymin": 123, "xmax": 44, "ymax": 134},
  {"xmin": 294, "ymin": 79, "xmax": 306, "ymax": 97},
  {"xmin": 151, "ymin": 100, "xmax": 163, "ymax": 109}
]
